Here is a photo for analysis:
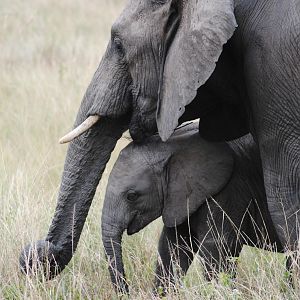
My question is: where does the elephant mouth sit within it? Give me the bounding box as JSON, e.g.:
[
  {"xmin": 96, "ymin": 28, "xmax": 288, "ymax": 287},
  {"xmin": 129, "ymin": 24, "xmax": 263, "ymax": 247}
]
[
  {"xmin": 127, "ymin": 212, "xmax": 143, "ymax": 235},
  {"xmin": 127, "ymin": 211, "xmax": 161, "ymax": 236},
  {"xmin": 129, "ymin": 114, "xmax": 158, "ymax": 143}
]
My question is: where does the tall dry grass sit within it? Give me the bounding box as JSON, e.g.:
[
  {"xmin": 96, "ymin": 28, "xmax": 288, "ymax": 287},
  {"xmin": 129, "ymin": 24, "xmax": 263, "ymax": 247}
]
[{"xmin": 0, "ymin": 0, "xmax": 298, "ymax": 299}]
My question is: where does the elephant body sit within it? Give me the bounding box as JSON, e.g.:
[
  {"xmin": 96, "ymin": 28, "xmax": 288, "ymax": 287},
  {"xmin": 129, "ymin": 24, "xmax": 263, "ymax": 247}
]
[
  {"xmin": 102, "ymin": 122, "xmax": 283, "ymax": 292},
  {"xmin": 21, "ymin": 0, "xmax": 299, "ymax": 290}
]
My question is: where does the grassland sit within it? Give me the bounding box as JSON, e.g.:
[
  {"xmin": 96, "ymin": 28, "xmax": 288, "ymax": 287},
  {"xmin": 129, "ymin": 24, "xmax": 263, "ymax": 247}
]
[{"xmin": 0, "ymin": 0, "xmax": 298, "ymax": 299}]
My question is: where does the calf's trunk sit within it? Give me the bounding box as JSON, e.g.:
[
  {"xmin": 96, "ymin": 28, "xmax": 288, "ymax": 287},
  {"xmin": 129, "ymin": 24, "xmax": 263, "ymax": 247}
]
[{"xmin": 102, "ymin": 203, "xmax": 128, "ymax": 294}]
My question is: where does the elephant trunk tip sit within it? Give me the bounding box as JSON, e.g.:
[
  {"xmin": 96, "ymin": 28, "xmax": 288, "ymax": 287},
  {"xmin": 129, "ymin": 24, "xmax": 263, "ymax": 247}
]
[{"xmin": 19, "ymin": 240, "xmax": 64, "ymax": 280}]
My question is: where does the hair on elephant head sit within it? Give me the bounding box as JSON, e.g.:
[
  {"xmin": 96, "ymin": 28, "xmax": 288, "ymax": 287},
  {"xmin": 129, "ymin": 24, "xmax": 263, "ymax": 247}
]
[
  {"xmin": 21, "ymin": 0, "xmax": 300, "ymax": 280},
  {"xmin": 102, "ymin": 122, "xmax": 282, "ymax": 294}
]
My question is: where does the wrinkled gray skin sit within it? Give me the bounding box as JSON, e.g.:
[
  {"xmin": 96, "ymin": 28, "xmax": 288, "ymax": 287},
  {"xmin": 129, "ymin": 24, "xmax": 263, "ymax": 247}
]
[
  {"xmin": 20, "ymin": 0, "xmax": 299, "ymax": 284},
  {"xmin": 102, "ymin": 123, "xmax": 283, "ymax": 293}
]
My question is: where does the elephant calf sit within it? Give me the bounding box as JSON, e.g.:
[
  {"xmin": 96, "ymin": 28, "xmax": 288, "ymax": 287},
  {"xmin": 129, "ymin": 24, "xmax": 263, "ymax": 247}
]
[{"xmin": 102, "ymin": 122, "xmax": 283, "ymax": 294}]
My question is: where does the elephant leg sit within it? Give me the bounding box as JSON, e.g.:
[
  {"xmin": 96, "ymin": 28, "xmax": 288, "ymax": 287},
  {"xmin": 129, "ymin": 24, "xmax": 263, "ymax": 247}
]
[
  {"xmin": 154, "ymin": 224, "xmax": 198, "ymax": 294},
  {"xmin": 263, "ymin": 147, "xmax": 300, "ymax": 250},
  {"xmin": 251, "ymin": 91, "xmax": 300, "ymax": 249},
  {"xmin": 243, "ymin": 26, "xmax": 300, "ymax": 250},
  {"xmin": 286, "ymin": 255, "xmax": 297, "ymax": 288},
  {"xmin": 199, "ymin": 244, "xmax": 222, "ymax": 281},
  {"xmin": 198, "ymin": 238, "xmax": 240, "ymax": 281}
]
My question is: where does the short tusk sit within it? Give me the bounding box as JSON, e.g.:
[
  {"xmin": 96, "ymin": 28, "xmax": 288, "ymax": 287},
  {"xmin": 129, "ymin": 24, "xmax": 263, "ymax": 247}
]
[{"xmin": 59, "ymin": 115, "xmax": 100, "ymax": 144}]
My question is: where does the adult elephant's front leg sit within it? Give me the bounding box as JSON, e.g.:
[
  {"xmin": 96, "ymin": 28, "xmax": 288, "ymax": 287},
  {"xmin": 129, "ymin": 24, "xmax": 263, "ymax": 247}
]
[
  {"xmin": 244, "ymin": 32, "xmax": 300, "ymax": 250},
  {"xmin": 249, "ymin": 89, "xmax": 299, "ymax": 250},
  {"xmin": 260, "ymin": 133, "xmax": 299, "ymax": 250}
]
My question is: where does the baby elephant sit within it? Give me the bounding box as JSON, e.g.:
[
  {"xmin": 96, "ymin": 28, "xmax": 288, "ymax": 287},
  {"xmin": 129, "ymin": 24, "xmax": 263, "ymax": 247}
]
[{"xmin": 102, "ymin": 123, "xmax": 282, "ymax": 294}]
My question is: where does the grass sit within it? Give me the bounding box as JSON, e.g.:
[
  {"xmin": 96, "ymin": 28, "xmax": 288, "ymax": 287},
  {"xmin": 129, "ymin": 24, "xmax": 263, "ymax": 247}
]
[{"xmin": 0, "ymin": 0, "xmax": 298, "ymax": 299}]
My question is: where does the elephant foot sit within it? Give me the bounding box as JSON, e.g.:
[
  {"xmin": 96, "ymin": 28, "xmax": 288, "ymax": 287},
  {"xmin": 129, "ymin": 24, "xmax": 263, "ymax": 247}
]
[{"xmin": 19, "ymin": 240, "xmax": 64, "ymax": 280}]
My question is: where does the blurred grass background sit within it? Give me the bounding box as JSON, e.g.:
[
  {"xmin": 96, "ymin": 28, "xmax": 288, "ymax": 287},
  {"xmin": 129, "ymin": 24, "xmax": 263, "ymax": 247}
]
[{"xmin": 0, "ymin": 0, "xmax": 297, "ymax": 299}]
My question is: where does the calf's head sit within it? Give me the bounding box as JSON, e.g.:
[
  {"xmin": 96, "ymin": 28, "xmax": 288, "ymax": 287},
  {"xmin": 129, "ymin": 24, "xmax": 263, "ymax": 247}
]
[{"xmin": 102, "ymin": 124, "xmax": 234, "ymax": 293}]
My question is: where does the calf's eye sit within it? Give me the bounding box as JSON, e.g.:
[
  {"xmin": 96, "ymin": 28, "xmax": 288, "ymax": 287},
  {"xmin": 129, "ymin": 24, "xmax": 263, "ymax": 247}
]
[{"xmin": 126, "ymin": 191, "xmax": 139, "ymax": 202}]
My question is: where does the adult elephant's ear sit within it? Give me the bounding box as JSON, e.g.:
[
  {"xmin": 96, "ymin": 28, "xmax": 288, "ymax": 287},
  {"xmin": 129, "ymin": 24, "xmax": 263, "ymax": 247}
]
[
  {"xmin": 162, "ymin": 136, "xmax": 234, "ymax": 227},
  {"xmin": 157, "ymin": 0, "xmax": 237, "ymax": 141}
]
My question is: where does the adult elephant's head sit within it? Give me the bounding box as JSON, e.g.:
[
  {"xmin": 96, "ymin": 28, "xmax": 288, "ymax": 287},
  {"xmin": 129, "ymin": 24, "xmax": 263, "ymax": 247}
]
[{"xmin": 20, "ymin": 0, "xmax": 237, "ymax": 282}]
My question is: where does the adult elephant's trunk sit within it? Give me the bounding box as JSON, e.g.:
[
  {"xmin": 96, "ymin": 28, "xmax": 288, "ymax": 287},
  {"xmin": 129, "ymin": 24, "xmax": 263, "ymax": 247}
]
[
  {"xmin": 20, "ymin": 42, "xmax": 132, "ymax": 278},
  {"xmin": 20, "ymin": 116, "xmax": 128, "ymax": 277}
]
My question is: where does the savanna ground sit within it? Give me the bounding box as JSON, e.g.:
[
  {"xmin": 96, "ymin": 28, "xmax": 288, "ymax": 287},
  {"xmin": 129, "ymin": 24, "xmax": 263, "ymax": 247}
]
[{"xmin": 0, "ymin": 0, "xmax": 298, "ymax": 299}]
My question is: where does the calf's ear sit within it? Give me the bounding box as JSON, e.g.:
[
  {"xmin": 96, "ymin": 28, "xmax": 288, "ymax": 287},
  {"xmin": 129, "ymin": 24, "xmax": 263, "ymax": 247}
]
[{"xmin": 162, "ymin": 136, "xmax": 234, "ymax": 227}]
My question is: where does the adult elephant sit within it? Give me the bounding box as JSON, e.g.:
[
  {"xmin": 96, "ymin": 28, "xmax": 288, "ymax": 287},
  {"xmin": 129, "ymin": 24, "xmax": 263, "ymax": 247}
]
[{"xmin": 20, "ymin": 0, "xmax": 299, "ymax": 280}]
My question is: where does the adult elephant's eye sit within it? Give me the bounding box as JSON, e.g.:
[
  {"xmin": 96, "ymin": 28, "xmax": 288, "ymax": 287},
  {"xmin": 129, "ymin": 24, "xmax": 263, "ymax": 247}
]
[
  {"xmin": 113, "ymin": 37, "xmax": 124, "ymax": 54},
  {"xmin": 126, "ymin": 191, "xmax": 139, "ymax": 202}
]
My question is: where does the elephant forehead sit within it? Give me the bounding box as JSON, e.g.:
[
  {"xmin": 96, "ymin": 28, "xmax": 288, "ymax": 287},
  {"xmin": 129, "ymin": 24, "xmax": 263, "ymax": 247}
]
[
  {"xmin": 108, "ymin": 160, "xmax": 155, "ymax": 194},
  {"xmin": 111, "ymin": 147, "xmax": 149, "ymax": 176},
  {"xmin": 112, "ymin": 0, "xmax": 168, "ymax": 37},
  {"xmin": 113, "ymin": 158, "xmax": 149, "ymax": 178},
  {"xmin": 114, "ymin": 0, "xmax": 147, "ymax": 28}
]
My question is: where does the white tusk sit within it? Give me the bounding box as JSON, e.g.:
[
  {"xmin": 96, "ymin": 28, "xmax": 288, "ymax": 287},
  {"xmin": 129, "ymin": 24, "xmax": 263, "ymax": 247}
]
[
  {"xmin": 122, "ymin": 130, "xmax": 133, "ymax": 142},
  {"xmin": 59, "ymin": 115, "xmax": 100, "ymax": 144}
]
